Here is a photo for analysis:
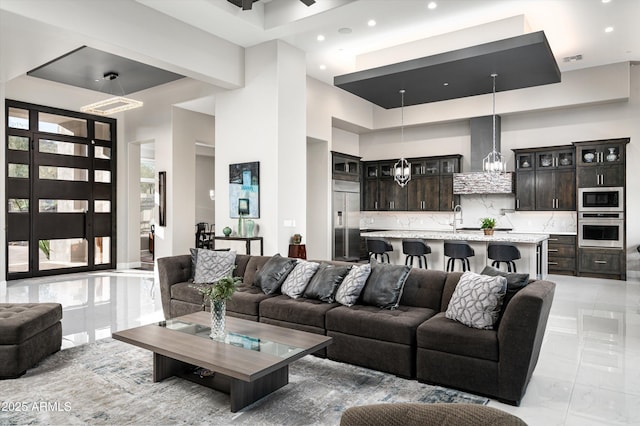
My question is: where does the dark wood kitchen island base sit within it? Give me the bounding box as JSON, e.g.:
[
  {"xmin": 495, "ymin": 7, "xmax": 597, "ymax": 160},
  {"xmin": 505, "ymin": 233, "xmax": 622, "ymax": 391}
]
[{"xmin": 113, "ymin": 312, "xmax": 332, "ymax": 412}]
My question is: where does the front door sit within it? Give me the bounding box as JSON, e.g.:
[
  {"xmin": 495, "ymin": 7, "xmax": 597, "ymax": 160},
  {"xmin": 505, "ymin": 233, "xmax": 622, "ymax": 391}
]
[{"xmin": 6, "ymin": 100, "xmax": 116, "ymax": 279}]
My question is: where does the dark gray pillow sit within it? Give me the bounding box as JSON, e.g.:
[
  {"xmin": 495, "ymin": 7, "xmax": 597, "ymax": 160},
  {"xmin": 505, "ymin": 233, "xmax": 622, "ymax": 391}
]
[
  {"xmin": 253, "ymin": 254, "xmax": 297, "ymax": 295},
  {"xmin": 360, "ymin": 261, "xmax": 411, "ymax": 309},
  {"xmin": 480, "ymin": 265, "xmax": 529, "ymax": 326},
  {"xmin": 303, "ymin": 264, "xmax": 352, "ymax": 303}
]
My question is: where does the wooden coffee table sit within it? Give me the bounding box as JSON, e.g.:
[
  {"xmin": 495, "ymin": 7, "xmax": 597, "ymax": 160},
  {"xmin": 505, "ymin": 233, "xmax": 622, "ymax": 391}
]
[{"xmin": 112, "ymin": 312, "xmax": 332, "ymax": 412}]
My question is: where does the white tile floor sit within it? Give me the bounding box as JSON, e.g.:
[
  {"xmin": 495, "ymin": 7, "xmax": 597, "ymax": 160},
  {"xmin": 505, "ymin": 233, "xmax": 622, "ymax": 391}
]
[{"xmin": 2, "ymin": 270, "xmax": 639, "ymax": 425}]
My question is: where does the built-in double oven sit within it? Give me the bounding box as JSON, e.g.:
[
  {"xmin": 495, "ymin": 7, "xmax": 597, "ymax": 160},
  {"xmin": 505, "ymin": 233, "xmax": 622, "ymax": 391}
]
[{"xmin": 578, "ymin": 187, "xmax": 624, "ymax": 248}]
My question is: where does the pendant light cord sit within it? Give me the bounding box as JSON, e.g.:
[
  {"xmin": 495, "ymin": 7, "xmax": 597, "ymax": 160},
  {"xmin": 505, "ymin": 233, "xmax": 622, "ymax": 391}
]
[
  {"xmin": 400, "ymin": 89, "xmax": 405, "ymax": 144},
  {"xmin": 491, "ymin": 73, "xmax": 497, "ymax": 158}
]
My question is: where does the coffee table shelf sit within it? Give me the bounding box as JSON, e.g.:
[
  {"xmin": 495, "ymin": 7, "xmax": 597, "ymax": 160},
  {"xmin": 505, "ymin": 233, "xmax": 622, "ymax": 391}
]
[{"xmin": 112, "ymin": 312, "xmax": 332, "ymax": 412}]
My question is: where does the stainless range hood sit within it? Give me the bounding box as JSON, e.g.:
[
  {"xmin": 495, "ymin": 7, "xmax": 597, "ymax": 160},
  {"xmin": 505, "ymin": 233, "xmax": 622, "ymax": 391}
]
[{"xmin": 453, "ymin": 115, "xmax": 514, "ymax": 195}]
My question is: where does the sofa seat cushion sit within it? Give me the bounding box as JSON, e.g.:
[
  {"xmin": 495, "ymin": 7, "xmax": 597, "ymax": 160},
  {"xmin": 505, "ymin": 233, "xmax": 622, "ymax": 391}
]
[
  {"xmin": 221, "ymin": 285, "xmax": 275, "ymax": 317},
  {"xmin": 171, "ymin": 282, "xmax": 204, "ymax": 306},
  {"xmin": 0, "ymin": 303, "xmax": 63, "ymax": 345},
  {"xmin": 417, "ymin": 312, "xmax": 498, "ymax": 362},
  {"xmin": 259, "ymin": 295, "xmax": 339, "ymax": 329},
  {"xmin": 326, "ymin": 304, "xmax": 437, "ymax": 346}
]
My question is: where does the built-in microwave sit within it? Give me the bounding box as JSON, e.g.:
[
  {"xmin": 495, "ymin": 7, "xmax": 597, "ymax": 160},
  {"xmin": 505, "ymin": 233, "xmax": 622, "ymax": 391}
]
[{"xmin": 578, "ymin": 187, "xmax": 623, "ymax": 212}]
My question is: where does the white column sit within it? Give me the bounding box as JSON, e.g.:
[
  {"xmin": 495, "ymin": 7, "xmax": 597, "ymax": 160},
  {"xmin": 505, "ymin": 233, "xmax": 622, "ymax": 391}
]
[{"xmin": 215, "ymin": 40, "xmax": 306, "ymax": 255}]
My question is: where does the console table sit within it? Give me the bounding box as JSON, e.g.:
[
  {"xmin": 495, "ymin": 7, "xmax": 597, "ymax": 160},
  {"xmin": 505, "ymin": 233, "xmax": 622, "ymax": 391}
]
[{"xmin": 212, "ymin": 236, "xmax": 264, "ymax": 255}]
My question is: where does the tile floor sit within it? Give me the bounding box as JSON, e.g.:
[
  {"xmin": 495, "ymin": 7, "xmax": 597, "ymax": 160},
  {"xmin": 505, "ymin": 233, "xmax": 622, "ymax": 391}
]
[{"xmin": 2, "ymin": 270, "xmax": 639, "ymax": 425}]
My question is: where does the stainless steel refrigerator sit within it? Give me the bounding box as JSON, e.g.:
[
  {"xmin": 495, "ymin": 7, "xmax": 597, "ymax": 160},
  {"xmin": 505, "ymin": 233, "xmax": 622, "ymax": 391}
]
[{"xmin": 332, "ymin": 180, "xmax": 361, "ymax": 261}]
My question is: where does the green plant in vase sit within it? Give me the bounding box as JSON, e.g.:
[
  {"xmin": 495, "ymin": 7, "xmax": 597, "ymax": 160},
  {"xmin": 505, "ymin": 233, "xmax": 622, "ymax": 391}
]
[
  {"xmin": 480, "ymin": 217, "xmax": 496, "ymax": 235},
  {"xmin": 192, "ymin": 269, "xmax": 242, "ymax": 339}
]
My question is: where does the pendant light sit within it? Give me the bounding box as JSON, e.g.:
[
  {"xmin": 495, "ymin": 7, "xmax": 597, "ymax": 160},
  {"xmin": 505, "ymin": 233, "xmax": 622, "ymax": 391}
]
[
  {"xmin": 394, "ymin": 89, "xmax": 411, "ymax": 187},
  {"xmin": 482, "ymin": 73, "xmax": 506, "ymax": 174},
  {"xmin": 81, "ymin": 72, "xmax": 143, "ymax": 116}
]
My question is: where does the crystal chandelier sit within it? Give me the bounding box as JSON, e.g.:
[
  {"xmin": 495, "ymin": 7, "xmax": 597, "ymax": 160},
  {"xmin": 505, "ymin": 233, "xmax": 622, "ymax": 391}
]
[
  {"xmin": 394, "ymin": 89, "xmax": 411, "ymax": 187},
  {"xmin": 483, "ymin": 73, "xmax": 507, "ymax": 174}
]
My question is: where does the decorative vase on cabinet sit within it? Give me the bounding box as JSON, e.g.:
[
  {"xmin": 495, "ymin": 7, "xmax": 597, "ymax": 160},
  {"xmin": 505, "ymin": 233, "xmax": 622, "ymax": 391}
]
[{"xmin": 606, "ymin": 148, "xmax": 617, "ymax": 162}]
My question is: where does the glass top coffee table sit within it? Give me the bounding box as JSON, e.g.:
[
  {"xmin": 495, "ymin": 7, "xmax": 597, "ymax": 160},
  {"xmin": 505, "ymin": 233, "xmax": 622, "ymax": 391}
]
[{"xmin": 112, "ymin": 311, "xmax": 332, "ymax": 412}]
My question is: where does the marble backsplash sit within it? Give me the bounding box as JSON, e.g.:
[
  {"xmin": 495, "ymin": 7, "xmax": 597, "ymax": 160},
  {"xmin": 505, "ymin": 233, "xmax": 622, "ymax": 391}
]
[{"xmin": 360, "ymin": 194, "xmax": 577, "ymax": 234}]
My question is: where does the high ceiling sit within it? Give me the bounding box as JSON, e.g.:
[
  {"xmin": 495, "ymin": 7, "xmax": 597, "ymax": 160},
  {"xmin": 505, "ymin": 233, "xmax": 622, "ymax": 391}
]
[
  {"xmin": 135, "ymin": 0, "xmax": 639, "ymax": 84},
  {"xmin": 1, "ymin": 0, "xmax": 638, "ymax": 112}
]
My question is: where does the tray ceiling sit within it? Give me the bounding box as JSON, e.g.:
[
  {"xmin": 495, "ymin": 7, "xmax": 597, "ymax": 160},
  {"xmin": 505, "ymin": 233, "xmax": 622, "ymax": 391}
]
[{"xmin": 334, "ymin": 31, "xmax": 561, "ymax": 109}]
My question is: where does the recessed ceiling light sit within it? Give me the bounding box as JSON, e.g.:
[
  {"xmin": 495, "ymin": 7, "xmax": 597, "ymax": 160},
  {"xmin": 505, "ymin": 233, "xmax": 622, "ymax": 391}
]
[
  {"xmin": 317, "ymin": 34, "xmax": 325, "ymax": 41},
  {"xmin": 602, "ymin": 0, "xmax": 611, "ymax": 3},
  {"xmin": 338, "ymin": 27, "xmax": 352, "ymax": 34},
  {"xmin": 605, "ymin": 26, "xmax": 614, "ymax": 33},
  {"xmin": 443, "ymin": 82, "xmax": 449, "ymax": 86},
  {"xmin": 427, "ymin": 2, "xmax": 437, "ymax": 10},
  {"xmin": 319, "ymin": 64, "xmax": 326, "ymax": 70},
  {"xmin": 367, "ymin": 19, "xmax": 376, "ymax": 27}
]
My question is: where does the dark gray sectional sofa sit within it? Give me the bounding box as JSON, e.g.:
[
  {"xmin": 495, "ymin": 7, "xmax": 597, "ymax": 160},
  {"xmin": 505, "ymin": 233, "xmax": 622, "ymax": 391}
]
[{"xmin": 158, "ymin": 253, "xmax": 555, "ymax": 406}]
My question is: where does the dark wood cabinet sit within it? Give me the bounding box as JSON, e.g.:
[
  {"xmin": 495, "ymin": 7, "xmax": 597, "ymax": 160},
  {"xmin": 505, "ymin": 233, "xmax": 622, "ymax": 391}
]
[
  {"xmin": 578, "ymin": 247, "xmax": 625, "ymax": 280},
  {"xmin": 362, "ymin": 155, "xmax": 460, "ymax": 212},
  {"xmin": 574, "ymin": 138, "xmax": 629, "ymax": 188},
  {"xmin": 332, "ymin": 151, "xmax": 361, "ymax": 182},
  {"xmin": 513, "ymin": 146, "xmax": 575, "ymax": 211},
  {"xmin": 547, "ymin": 234, "xmax": 576, "ymax": 276}
]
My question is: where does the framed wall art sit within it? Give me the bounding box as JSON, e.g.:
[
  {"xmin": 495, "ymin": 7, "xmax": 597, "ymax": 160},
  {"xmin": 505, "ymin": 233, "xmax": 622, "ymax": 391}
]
[
  {"xmin": 229, "ymin": 161, "xmax": 259, "ymax": 218},
  {"xmin": 159, "ymin": 171, "xmax": 166, "ymax": 226}
]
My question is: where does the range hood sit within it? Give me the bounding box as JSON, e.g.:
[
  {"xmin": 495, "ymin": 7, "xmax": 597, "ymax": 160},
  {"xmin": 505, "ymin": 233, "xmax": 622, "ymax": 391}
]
[{"xmin": 453, "ymin": 115, "xmax": 514, "ymax": 195}]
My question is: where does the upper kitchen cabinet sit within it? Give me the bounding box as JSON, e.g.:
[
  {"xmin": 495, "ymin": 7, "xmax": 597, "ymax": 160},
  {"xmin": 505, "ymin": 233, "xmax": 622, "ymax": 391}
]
[
  {"xmin": 573, "ymin": 138, "xmax": 629, "ymax": 188},
  {"xmin": 513, "ymin": 146, "xmax": 576, "ymax": 211},
  {"xmin": 332, "ymin": 151, "xmax": 361, "ymax": 182},
  {"xmin": 361, "ymin": 155, "xmax": 460, "ymax": 212}
]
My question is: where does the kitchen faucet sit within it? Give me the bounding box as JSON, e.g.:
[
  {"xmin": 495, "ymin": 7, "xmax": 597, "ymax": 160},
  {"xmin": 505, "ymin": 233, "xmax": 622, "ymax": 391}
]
[{"xmin": 451, "ymin": 204, "xmax": 463, "ymax": 233}]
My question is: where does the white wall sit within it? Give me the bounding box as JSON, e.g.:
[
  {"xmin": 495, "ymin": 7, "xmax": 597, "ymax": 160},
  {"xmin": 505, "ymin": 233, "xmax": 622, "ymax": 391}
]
[{"xmin": 196, "ymin": 155, "xmax": 215, "ymax": 225}]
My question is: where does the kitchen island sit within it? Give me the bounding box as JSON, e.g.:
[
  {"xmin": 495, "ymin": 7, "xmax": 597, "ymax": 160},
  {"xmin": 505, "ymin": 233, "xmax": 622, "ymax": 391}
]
[{"xmin": 361, "ymin": 230, "xmax": 549, "ymax": 279}]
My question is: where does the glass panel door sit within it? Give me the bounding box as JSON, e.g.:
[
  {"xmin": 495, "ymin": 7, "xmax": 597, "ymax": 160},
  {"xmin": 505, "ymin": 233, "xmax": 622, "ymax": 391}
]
[{"xmin": 5, "ymin": 100, "xmax": 116, "ymax": 280}]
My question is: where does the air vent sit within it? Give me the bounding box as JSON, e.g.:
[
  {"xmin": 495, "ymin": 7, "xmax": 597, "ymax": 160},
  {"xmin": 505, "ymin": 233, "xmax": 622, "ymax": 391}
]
[{"xmin": 563, "ymin": 54, "xmax": 583, "ymax": 63}]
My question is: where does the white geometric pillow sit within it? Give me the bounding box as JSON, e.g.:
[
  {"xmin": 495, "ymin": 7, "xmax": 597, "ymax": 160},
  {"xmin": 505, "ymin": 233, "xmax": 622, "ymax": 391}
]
[
  {"xmin": 281, "ymin": 260, "xmax": 320, "ymax": 299},
  {"xmin": 193, "ymin": 249, "xmax": 237, "ymax": 284},
  {"xmin": 335, "ymin": 263, "xmax": 371, "ymax": 307},
  {"xmin": 445, "ymin": 271, "xmax": 507, "ymax": 330}
]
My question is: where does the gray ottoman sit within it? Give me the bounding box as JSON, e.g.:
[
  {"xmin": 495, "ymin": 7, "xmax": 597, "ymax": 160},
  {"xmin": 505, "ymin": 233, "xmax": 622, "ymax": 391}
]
[{"xmin": 0, "ymin": 303, "xmax": 63, "ymax": 378}]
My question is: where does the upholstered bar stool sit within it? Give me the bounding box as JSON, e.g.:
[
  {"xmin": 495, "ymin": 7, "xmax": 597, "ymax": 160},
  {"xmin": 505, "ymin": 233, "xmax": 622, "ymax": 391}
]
[
  {"xmin": 444, "ymin": 241, "xmax": 475, "ymax": 272},
  {"xmin": 402, "ymin": 239, "xmax": 431, "ymax": 269},
  {"xmin": 488, "ymin": 243, "xmax": 521, "ymax": 272},
  {"xmin": 367, "ymin": 238, "xmax": 393, "ymax": 263}
]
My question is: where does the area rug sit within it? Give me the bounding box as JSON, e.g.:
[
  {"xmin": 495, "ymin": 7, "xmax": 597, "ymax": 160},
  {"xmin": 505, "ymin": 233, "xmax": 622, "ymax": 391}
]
[{"xmin": 1, "ymin": 338, "xmax": 488, "ymax": 425}]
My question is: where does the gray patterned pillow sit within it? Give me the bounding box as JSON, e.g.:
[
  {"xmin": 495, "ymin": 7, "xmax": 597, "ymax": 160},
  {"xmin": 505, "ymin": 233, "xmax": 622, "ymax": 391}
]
[
  {"xmin": 281, "ymin": 260, "xmax": 320, "ymax": 299},
  {"xmin": 445, "ymin": 271, "xmax": 507, "ymax": 330},
  {"xmin": 335, "ymin": 263, "xmax": 371, "ymax": 306},
  {"xmin": 193, "ymin": 249, "xmax": 237, "ymax": 284}
]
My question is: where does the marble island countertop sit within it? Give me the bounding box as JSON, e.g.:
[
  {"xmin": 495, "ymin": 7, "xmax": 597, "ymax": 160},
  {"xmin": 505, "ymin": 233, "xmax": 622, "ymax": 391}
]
[{"xmin": 360, "ymin": 229, "xmax": 549, "ymax": 244}]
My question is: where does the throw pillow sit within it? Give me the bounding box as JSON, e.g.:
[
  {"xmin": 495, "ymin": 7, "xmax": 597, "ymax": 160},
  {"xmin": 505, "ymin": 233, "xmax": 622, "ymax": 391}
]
[
  {"xmin": 445, "ymin": 270, "xmax": 507, "ymax": 330},
  {"xmin": 253, "ymin": 254, "xmax": 297, "ymax": 295},
  {"xmin": 190, "ymin": 248, "xmax": 232, "ymax": 282},
  {"xmin": 480, "ymin": 265, "xmax": 530, "ymax": 326},
  {"xmin": 192, "ymin": 249, "xmax": 237, "ymax": 284},
  {"xmin": 335, "ymin": 263, "xmax": 371, "ymax": 306},
  {"xmin": 360, "ymin": 261, "xmax": 411, "ymax": 309},
  {"xmin": 303, "ymin": 264, "xmax": 352, "ymax": 303},
  {"xmin": 281, "ymin": 260, "xmax": 320, "ymax": 299}
]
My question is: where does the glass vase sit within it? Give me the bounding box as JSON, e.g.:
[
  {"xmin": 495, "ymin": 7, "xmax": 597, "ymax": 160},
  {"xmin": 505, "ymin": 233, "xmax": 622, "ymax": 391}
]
[{"xmin": 210, "ymin": 299, "xmax": 226, "ymax": 340}]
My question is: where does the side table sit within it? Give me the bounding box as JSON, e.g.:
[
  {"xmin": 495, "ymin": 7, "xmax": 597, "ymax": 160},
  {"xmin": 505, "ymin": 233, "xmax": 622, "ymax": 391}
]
[{"xmin": 288, "ymin": 244, "xmax": 307, "ymax": 259}]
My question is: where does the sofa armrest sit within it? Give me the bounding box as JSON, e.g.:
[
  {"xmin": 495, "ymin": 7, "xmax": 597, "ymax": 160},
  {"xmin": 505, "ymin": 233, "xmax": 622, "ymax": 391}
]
[
  {"xmin": 157, "ymin": 255, "xmax": 192, "ymax": 319},
  {"xmin": 497, "ymin": 279, "xmax": 555, "ymax": 404}
]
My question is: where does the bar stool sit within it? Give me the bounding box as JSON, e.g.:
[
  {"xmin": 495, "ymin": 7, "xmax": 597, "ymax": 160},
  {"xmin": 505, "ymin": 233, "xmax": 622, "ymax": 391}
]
[
  {"xmin": 402, "ymin": 239, "xmax": 431, "ymax": 269},
  {"xmin": 444, "ymin": 241, "xmax": 475, "ymax": 272},
  {"xmin": 488, "ymin": 243, "xmax": 521, "ymax": 272},
  {"xmin": 367, "ymin": 239, "xmax": 393, "ymax": 263}
]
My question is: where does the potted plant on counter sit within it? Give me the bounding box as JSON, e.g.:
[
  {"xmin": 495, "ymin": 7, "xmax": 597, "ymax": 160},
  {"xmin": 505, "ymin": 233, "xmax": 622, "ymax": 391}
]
[{"xmin": 480, "ymin": 217, "xmax": 496, "ymax": 236}]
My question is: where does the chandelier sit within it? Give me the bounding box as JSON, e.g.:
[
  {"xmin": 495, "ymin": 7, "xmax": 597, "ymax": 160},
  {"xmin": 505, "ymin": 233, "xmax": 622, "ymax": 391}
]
[
  {"xmin": 394, "ymin": 89, "xmax": 411, "ymax": 187},
  {"xmin": 482, "ymin": 73, "xmax": 507, "ymax": 174},
  {"xmin": 81, "ymin": 72, "xmax": 143, "ymax": 116}
]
